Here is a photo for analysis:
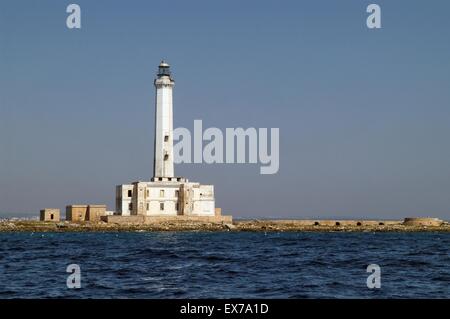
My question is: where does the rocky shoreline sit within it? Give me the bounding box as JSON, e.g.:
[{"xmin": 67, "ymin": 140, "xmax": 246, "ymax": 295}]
[{"xmin": 0, "ymin": 219, "xmax": 449, "ymax": 233}]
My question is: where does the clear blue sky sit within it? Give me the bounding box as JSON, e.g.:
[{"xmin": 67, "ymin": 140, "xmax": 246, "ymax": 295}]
[{"xmin": 1, "ymin": 0, "xmax": 450, "ymax": 219}]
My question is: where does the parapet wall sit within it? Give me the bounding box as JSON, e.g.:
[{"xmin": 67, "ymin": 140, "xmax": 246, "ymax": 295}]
[
  {"xmin": 266, "ymin": 220, "xmax": 401, "ymax": 227},
  {"xmin": 103, "ymin": 214, "xmax": 233, "ymax": 225},
  {"xmin": 403, "ymin": 217, "xmax": 443, "ymax": 226},
  {"xmin": 101, "ymin": 215, "xmax": 145, "ymax": 224},
  {"xmin": 95, "ymin": 216, "xmax": 446, "ymax": 228}
]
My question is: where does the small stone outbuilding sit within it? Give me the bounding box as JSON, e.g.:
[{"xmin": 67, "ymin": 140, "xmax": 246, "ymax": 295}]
[
  {"xmin": 40, "ymin": 208, "xmax": 60, "ymax": 222},
  {"xmin": 66, "ymin": 205, "xmax": 107, "ymax": 222}
]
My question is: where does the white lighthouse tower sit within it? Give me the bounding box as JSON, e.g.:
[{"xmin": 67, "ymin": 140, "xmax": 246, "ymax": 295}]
[
  {"xmin": 153, "ymin": 61, "xmax": 174, "ymax": 178},
  {"xmin": 113, "ymin": 61, "xmax": 231, "ymax": 222}
]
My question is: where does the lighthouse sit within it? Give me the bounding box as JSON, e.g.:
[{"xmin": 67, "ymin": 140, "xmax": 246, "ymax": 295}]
[
  {"xmin": 153, "ymin": 60, "xmax": 175, "ymax": 178},
  {"xmin": 113, "ymin": 61, "xmax": 230, "ymax": 222}
]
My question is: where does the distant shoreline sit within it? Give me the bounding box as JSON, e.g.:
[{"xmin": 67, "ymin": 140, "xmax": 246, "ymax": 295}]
[{"xmin": 1, "ymin": 219, "xmax": 449, "ymax": 233}]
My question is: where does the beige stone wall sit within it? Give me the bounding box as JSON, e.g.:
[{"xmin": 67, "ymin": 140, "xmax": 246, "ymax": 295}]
[
  {"xmin": 40, "ymin": 208, "xmax": 60, "ymax": 222},
  {"xmin": 87, "ymin": 205, "xmax": 106, "ymax": 222},
  {"xmin": 133, "ymin": 182, "xmax": 147, "ymax": 216},
  {"xmin": 265, "ymin": 220, "xmax": 402, "ymax": 226},
  {"xmin": 101, "ymin": 215, "xmax": 146, "ymax": 224},
  {"xmin": 66, "ymin": 205, "xmax": 106, "ymax": 221},
  {"xmin": 66, "ymin": 205, "xmax": 88, "ymax": 221},
  {"xmin": 180, "ymin": 183, "xmax": 193, "ymax": 215},
  {"xmin": 104, "ymin": 214, "xmax": 232, "ymax": 224},
  {"xmin": 403, "ymin": 217, "xmax": 443, "ymax": 226},
  {"xmin": 116, "ymin": 184, "xmax": 133, "ymax": 216},
  {"xmin": 145, "ymin": 215, "xmax": 232, "ymax": 224}
]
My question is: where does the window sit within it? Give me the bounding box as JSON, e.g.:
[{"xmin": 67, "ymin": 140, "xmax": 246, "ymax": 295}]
[
  {"xmin": 160, "ymin": 190, "xmax": 165, "ymax": 197},
  {"xmin": 175, "ymin": 190, "xmax": 179, "ymax": 197},
  {"xmin": 160, "ymin": 202, "xmax": 164, "ymax": 210},
  {"xmin": 129, "ymin": 203, "xmax": 133, "ymax": 211},
  {"xmin": 146, "ymin": 189, "xmax": 149, "ymax": 197},
  {"xmin": 164, "ymin": 135, "xmax": 169, "ymax": 142},
  {"xmin": 146, "ymin": 203, "xmax": 149, "ymax": 211},
  {"xmin": 128, "ymin": 190, "xmax": 132, "ymax": 197},
  {"xmin": 176, "ymin": 203, "xmax": 179, "ymax": 211},
  {"xmin": 50, "ymin": 214, "xmax": 54, "ymax": 220},
  {"xmin": 164, "ymin": 154, "xmax": 169, "ymax": 161}
]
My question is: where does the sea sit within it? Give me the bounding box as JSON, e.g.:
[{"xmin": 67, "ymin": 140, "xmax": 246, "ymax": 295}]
[{"xmin": 0, "ymin": 232, "xmax": 448, "ymax": 298}]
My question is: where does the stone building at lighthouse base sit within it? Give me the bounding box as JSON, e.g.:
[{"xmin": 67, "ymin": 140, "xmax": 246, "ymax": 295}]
[{"xmin": 106, "ymin": 177, "xmax": 232, "ymax": 224}]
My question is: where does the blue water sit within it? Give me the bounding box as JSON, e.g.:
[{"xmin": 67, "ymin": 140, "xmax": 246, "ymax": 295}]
[{"xmin": 0, "ymin": 232, "xmax": 449, "ymax": 298}]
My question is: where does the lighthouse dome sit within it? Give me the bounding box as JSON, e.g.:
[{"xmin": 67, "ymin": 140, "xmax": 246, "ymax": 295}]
[
  {"xmin": 158, "ymin": 60, "xmax": 171, "ymax": 77},
  {"xmin": 159, "ymin": 60, "xmax": 170, "ymax": 67}
]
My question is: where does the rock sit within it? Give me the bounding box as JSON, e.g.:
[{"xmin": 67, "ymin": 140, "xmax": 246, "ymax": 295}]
[{"xmin": 224, "ymin": 223, "xmax": 236, "ymax": 230}]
